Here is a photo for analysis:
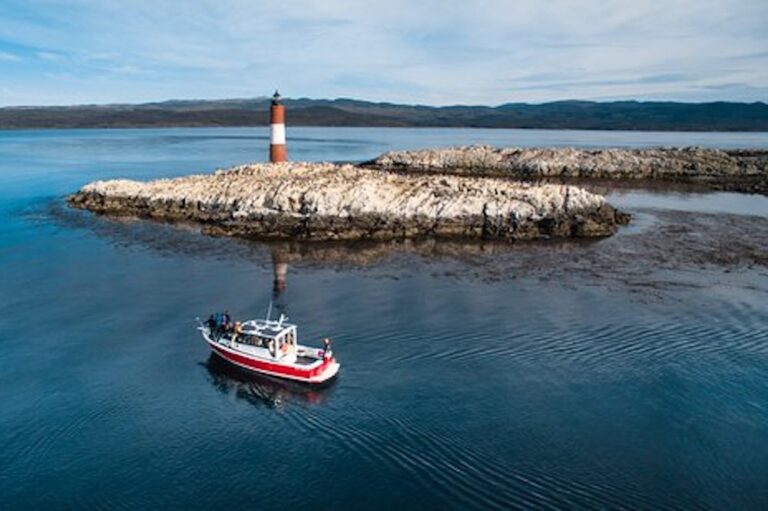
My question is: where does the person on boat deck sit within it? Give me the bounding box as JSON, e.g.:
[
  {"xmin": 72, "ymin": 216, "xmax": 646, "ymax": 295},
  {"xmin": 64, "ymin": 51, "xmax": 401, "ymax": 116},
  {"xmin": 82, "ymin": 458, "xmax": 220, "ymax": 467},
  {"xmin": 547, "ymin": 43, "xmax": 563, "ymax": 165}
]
[
  {"xmin": 323, "ymin": 338, "xmax": 332, "ymax": 359},
  {"xmin": 222, "ymin": 310, "xmax": 231, "ymax": 332},
  {"xmin": 281, "ymin": 336, "xmax": 293, "ymax": 355},
  {"xmin": 231, "ymin": 321, "xmax": 243, "ymax": 345},
  {"xmin": 205, "ymin": 315, "xmax": 216, "ymax": 334}
]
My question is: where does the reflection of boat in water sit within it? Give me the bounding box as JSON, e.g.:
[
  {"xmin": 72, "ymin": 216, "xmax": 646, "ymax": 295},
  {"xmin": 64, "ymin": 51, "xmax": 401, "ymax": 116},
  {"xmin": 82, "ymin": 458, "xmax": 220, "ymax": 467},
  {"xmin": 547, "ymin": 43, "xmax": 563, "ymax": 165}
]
[
  {"xmin": 203, "ymin": 354, "xmax": 332, "ymax": 407},
  {"xmin": 197, "ymin": 309, "xmax": 340, "ymax": 384}
]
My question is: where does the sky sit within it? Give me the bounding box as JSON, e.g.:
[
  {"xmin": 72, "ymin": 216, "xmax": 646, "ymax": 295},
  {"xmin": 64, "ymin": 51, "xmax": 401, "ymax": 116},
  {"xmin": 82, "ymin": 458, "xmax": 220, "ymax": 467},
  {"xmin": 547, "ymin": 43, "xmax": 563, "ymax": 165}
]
[{"xmin": 0, "ymin": 0, "xmax": 766, "ymax": 106}]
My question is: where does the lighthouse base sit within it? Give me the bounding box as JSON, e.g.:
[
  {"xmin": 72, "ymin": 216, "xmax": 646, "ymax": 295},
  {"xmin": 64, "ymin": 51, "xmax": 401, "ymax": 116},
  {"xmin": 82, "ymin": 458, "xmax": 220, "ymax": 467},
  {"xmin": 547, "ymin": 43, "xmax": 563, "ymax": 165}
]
[{"xmin": 270, "ymin": 144, "xmax": 287, "ymax": 163}]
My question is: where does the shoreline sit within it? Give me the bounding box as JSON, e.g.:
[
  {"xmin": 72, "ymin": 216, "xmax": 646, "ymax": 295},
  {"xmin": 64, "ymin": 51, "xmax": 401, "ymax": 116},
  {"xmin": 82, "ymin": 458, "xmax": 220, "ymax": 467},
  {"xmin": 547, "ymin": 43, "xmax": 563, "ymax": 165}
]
[
  {"xmin": 3, "ymin": 98, "xmax": 767, "ymax": 131},
  {"xmin": 4, "ymin": 125, "xmax": 768, "ymax": 132},
  {"xmin": 4, "ymin": 125, "xmax": 768, "ymax": 135}
]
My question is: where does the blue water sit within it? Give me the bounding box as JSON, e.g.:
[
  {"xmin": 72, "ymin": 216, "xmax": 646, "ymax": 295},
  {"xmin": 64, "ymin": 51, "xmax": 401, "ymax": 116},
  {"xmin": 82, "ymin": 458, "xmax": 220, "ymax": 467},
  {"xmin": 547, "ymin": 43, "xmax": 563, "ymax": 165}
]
[{"xmin": 1, "ymin": 128, "xmax": 767, "ymax": 509}]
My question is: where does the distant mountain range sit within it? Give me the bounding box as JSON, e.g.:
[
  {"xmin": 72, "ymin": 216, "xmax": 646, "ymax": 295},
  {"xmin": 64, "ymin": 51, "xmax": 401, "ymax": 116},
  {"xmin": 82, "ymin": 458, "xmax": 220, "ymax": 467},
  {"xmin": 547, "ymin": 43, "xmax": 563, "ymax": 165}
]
[{"xmin": 1, "ymin": 98, "xmax": 767, "ymax": 131}]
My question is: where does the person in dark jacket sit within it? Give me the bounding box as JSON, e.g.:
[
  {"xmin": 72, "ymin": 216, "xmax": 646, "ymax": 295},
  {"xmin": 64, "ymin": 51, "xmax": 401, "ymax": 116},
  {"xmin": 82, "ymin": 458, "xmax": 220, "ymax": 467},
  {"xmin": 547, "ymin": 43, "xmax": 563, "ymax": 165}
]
[
  {"xmin": 213, "ymin": 312, "xmax": 223, "ymax": 337},
  {"xmin": 205, "ymin": 315, "xmax": 216, "ymax": 335}
]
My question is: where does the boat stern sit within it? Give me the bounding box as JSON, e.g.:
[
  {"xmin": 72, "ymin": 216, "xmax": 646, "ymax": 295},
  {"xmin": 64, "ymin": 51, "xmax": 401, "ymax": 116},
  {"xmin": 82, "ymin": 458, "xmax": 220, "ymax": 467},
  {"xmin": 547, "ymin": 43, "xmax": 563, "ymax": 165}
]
[{"xmin": 309, "ymin": 358, "xmax": 340, "ymax": 384}]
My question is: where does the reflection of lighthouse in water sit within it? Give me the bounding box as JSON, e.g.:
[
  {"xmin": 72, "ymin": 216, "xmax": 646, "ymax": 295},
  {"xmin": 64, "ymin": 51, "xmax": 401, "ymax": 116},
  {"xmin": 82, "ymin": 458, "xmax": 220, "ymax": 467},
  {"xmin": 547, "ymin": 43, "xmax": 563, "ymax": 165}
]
[
  {"xmin": 270, "ymin": 248, "xmax": 289, "ymax": 318},
  {"xmin": 272, "ymin": 248, "xmax": 288, "ymax": 292}
]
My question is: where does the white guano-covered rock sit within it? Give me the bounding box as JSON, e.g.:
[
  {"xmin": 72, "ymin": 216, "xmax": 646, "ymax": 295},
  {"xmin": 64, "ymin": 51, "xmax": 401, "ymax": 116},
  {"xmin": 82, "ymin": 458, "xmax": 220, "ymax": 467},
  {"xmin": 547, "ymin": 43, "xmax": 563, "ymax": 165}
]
[
  {"xmin": 369, "ymin": 145, "xmax": 768, "ymax": 194},
  {"xmin": 70, "ymin": 162, "xmax": 629, "ymax": 240}
]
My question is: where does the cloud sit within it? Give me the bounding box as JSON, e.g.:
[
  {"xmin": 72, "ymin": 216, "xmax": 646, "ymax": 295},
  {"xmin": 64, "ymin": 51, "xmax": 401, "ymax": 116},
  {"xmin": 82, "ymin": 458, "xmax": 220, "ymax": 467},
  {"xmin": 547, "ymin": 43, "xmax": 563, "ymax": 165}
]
[
  {"xmin": 36, "ymin": 51, "xmax": 63, "ymax": 60},
  {"xmin": 0, "ymin": 0, "xmax": 766, "ymax": 105},
  {"xmin": 110, "ymin": 64, "xmax": 144, "ymax": 75},
  {"xmin": 0, "ymin": 50, "xmax": 21, "ymax": 61}
]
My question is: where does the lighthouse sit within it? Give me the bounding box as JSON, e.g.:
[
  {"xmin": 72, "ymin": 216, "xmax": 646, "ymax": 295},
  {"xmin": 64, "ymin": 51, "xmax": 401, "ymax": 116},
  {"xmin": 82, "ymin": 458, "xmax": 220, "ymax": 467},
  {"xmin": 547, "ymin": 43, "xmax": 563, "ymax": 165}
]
[{"xmin": 269, "ymin": 90, "xmax": 287, "ymax": 162}]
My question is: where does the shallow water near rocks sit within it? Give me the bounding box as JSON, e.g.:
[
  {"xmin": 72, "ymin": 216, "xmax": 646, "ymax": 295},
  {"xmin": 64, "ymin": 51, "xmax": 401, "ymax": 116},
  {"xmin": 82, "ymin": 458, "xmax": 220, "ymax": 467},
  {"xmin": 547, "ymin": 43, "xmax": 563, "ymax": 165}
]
[{"xmin": 1, "ymin": 128, "xmax": 768, "ymax": 510}]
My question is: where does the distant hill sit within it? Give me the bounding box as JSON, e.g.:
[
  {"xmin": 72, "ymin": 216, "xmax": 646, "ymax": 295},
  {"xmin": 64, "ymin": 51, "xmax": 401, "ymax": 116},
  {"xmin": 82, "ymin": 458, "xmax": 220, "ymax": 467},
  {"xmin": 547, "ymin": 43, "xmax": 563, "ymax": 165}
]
[{"xmin": 1, "ymin": 97, "xmax": 767, "ymax": 131}]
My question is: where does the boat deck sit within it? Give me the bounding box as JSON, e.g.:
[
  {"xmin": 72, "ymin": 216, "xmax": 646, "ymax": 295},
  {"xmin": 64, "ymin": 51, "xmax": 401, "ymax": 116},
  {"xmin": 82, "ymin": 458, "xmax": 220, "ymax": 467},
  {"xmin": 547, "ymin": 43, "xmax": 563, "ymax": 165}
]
[{"xmin": 205, "ymin": 330, "xmax": 325, "ymax": 367}]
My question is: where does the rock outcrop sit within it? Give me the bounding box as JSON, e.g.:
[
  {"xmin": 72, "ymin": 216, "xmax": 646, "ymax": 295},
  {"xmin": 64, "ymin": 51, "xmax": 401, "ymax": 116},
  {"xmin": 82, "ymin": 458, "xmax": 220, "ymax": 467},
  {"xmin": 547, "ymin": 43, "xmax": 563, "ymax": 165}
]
[
  {"xmin": 368, "ymin": 145, "xmax": 768, "ymax": 194},
  {"xmin": 68, "ymin": 162, "xmax": 629, "ymax": 241}
]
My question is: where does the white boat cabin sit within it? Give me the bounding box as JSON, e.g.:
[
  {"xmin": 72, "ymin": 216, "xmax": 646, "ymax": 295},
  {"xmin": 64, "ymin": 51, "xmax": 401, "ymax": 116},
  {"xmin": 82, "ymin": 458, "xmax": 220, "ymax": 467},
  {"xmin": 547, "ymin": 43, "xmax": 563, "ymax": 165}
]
[
  {"xmin": 227, "ymin": 316, "xmax": 299, "ymax": 362},
  {"xmin": 205, "ymin": 314, "xmax": 328, "ymax": 366}
]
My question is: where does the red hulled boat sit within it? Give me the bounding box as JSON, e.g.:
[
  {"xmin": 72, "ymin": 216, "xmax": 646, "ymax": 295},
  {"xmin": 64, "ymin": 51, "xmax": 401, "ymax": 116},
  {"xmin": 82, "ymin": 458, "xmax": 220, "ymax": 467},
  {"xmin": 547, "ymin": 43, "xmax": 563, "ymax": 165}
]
[{"xmin": 198, "ymin": 312, "xmax": 339, "ymax": 384}]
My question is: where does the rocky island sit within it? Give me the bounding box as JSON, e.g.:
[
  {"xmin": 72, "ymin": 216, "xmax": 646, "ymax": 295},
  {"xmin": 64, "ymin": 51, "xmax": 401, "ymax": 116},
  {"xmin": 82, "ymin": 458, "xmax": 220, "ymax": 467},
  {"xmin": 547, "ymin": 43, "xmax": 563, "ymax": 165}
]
[
  {"xmin": 368, "ymin": 145, "xmax": 768, "ymax": 194},
  {"xmin": 68, "ymin": 162, "xmax": 629, "ymax": 241}
]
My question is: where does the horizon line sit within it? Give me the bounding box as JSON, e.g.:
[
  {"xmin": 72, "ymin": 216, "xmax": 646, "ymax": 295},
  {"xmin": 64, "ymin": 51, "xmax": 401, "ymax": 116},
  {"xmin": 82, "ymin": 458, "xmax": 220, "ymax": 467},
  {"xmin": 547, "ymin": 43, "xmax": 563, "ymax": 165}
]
[{"xmin": 1, "ymin": 96, "xmax": 766, "ymax": 110}]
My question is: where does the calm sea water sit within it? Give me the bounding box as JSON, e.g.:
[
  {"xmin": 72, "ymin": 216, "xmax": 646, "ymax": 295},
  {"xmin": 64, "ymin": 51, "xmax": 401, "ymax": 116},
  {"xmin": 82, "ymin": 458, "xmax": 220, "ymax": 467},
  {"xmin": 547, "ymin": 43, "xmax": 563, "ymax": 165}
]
[{"xmin": 1, "ymin": 128, "xmax": 767, "ymax": 510}]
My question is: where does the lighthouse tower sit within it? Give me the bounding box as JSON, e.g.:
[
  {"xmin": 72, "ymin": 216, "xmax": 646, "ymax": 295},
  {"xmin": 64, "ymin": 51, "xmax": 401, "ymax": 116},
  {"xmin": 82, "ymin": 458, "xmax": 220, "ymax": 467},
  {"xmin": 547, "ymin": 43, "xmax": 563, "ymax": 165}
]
[{"xmin": 269, "ymin": 90, "xmax": 287, "ymax": 162}]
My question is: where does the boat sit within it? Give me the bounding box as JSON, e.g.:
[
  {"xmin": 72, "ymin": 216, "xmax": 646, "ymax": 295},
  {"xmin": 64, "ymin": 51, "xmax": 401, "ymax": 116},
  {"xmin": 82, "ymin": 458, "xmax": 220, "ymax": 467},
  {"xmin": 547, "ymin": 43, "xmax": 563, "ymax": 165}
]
[{"xmin": 197, "ymin": 309, "xmax": 340, "ymax": 385}]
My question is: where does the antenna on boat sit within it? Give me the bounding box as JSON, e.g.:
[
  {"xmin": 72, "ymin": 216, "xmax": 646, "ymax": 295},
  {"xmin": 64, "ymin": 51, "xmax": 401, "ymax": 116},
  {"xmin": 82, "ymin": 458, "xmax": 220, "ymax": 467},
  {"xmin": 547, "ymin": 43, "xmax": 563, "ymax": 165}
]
[{"xmin": 266, "ymin": 300, "xmax": 273, "ymax": 321}]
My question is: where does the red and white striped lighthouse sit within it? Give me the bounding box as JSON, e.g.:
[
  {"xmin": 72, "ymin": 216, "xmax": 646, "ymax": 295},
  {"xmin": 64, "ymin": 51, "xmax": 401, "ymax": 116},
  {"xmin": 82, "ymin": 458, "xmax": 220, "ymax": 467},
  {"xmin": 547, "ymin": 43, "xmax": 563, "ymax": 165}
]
[{"xmin": 269, "ymin": 90, "xmax": 287, "ymax": 162}]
